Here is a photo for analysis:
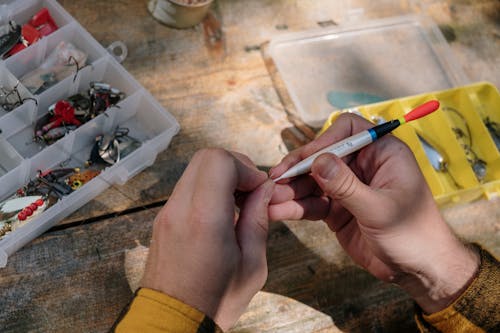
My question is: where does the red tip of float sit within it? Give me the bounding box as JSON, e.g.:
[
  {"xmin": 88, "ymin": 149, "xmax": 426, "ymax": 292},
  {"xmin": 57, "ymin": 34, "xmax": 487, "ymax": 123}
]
[{"xmin": 404, "ymin": 100, "xmax": 440, "ymax": 123}]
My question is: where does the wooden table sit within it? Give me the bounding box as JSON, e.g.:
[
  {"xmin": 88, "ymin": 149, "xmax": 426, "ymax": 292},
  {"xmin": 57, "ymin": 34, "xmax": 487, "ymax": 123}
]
[{"xmin": 1, "ymin": 1, "xmax": 499, "ymax": 332}]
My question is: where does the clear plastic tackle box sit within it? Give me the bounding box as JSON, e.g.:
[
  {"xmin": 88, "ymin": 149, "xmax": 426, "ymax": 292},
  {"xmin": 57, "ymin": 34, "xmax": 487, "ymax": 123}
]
[
  {"xmin": 268, "ymin": 15, "xmax": 469, "ymax": 127},
  {"xmin": 0, "ymin": 0, "xmax": 180, "ymax": 267}
]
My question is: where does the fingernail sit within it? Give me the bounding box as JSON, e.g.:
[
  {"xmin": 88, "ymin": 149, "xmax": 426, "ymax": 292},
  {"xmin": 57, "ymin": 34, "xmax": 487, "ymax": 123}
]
[
  {"xmin": 259, "ymin": 169, "xmax": 270, "ymax": 180},
  {"xmin": 268, "ymin": 167, "xmax": 277, "ymax": 179},
  {"xmin": 315, "ymin": 155, "xmax": 338, "ymax": 181}
]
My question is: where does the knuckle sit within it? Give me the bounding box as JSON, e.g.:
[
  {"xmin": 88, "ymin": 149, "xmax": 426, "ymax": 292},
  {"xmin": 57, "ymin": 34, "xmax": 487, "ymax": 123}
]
[
  {"xmin": 293, "ymin": 203, "xmax": 304, "ymax": 219},
  {"xmin": 193, "ymin": 148, "xmax": 234, "ymax": 172},
  {"xmin": 153, "ymin": 205, "xmax": 176, "ymax": 232},
  {"xmin": 194, "ymin": 148, "xmax": 232, "ymax": 163},
  {"xmin": 336, "ymin": 112, "xmax": 356, "ymax": 122},
  {"xmin": 384, "ymin": 136, "xmax": 411, "ymax": 153},
  {"xmin": 254, "ymin": 216, "xmax": 269, "ymax": 235},
  {"xmin": 336, "ymin": 112, "xmax": 365, "ymax": 124},
  {"xmin": 327, "ymin": 171, "xmax": 357, "ymax": 200},
  {"xmin": 282, "ymin": 150, "xmax": 302, "ymax": 165}
]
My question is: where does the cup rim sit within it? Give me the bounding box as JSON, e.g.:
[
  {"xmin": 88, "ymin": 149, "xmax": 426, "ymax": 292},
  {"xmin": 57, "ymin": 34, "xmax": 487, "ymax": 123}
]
[{"xmin": 168, "ymin": 0, "xmax": 214, "ymax": 8}]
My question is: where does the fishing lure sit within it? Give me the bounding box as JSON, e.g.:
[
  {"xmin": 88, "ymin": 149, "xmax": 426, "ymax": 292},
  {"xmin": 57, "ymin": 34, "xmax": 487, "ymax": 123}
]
[
  {"xmin": 443, "ymin": 106, "xmax": 487, "ymax": 182},
  {"xmin": 21, "ymin": 41, "xmax": 86, "ymax": 94},
  {"xmin": 18, "ymin": 168, "xmax": 76, "ymax": 200},
  {"xmin": 0, "ymin": 85, "xmax": 21, "ymax": 111},
  {"xmin": 3, "ymin": 8, "xmax": 58, "ymax": 58},
  {"xmin": 484, "ymin": 117, "xmax": 500, "ymax": 151},
  {"xmin": 37, "ymin": 125, "xmax": 78, "ymax": 144},
  {"xmin": 34, "ymin": 83, "xmax": 125, "ymax": 144},
  {"xmin": 0, "ymin": 165, "xmax": 100, "ymax": 239},
  {"xmin": 0, "ymin": 21, "xmax": 21, "ymax": 58},
  {"xmin": 5, "ymin": 23, "xmax": 41, "ymax": 57},
  {"xmin": 88, "ymin": 127, "xmax": 141, "ymax": 166},
  {"xmin": 0, "ymin": 195, "xmax": 47, "ymax": 238},
  {"xmin": 0, "ymin": 83, "xmax": 37, "ymax": 112},
  {"xmin": 89, "ymin": 82, "xmax": 125, "ymax": 115},
  {"xmin": 418, "ymin": 135, "xmax": 448, "ymax": 172},
  {"xmin": 29, "ymin": 8, "xmax": 58, "ymax": 36},
  {"xmin": 66, "ymin": 169, "xmax": 101, "ymax": 190}
]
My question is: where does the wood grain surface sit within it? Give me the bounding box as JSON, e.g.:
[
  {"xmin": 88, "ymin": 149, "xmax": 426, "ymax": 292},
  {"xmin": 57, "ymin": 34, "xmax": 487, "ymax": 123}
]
[{"xmin": 0, "ymin": 0, "xmax": 499, "ymax": 332}]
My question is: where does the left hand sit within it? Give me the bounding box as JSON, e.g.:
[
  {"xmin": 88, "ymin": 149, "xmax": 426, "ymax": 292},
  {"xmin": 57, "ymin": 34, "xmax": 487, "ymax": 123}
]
[{"xmin": 141, "ymin": 148, "xmax": 274, "ymax": 330}]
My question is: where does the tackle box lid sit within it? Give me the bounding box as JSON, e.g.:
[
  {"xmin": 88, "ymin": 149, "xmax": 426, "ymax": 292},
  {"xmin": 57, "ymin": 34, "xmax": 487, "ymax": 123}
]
[{"xmin": 268, "ymin": 12, "xmax": 469, "ymax": 127}]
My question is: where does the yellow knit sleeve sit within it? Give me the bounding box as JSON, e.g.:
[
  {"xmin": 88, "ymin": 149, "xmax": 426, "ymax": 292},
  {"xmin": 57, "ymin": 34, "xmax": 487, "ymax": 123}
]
[
  {"xmin": 415, "ymin": 245, "xmax": 499, "ymax": 333},
  {"xmin": 113, "ymin": 288, "xmax": 222, "ymax": 333}
]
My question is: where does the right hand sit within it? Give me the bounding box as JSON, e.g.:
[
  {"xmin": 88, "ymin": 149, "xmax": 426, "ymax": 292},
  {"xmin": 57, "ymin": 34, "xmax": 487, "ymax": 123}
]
[{"xmin": 269, "ymin": 113, "xmax": 479, "ymax": 314}]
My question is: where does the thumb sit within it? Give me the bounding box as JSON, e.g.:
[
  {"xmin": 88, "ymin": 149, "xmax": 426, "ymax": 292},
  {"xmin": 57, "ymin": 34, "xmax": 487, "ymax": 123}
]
[
  {"xmin": 311, "ymin": 153, "xmax": 382, "ymax": 220},
  {"xmin": 236, "ymin": 180, "xmax": 274, "ymax": 278}
]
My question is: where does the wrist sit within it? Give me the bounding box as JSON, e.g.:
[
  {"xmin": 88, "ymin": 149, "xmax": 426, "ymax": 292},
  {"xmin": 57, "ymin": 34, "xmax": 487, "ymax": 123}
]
[
  {"xmin": 396, "ymin": 239, "xmax": 480, "ymax": 314},
  {"xmin": 141, "ymin": 273, "xmax": 221, "ymax": 321}
]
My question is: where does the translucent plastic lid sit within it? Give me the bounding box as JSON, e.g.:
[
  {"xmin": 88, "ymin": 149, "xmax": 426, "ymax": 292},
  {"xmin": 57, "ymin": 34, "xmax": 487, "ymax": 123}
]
[{"xmin": 269, "ymin": 15, "xmax": 468, "ymax": 127}]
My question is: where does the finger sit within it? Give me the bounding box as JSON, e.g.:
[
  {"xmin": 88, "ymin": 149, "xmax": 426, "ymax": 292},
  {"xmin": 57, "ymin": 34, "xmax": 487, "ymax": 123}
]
[
  {"xmin": 302, "ymin": 113, "xmax": 374, "ymax": 157},
  {"xmin": 311, "ymin": 153, "xmax": 387, "ymax": 221},
  {"xmin": 236, "ymin": 180, "xmax": 274, "ymax": 277},
  {"xmin": 192, "ymin": 148, "xmax": 266, "ymax": 194},
  {"xmin": 270, "ymin": 113, "xmax": 374, "ymax": 179},
  {"xmin": 230, "ymin": 150, "xmax": 258, "ymax": 170},
  {"xmin": 269, "ymin": 148, "xmax": 304, "ymax": 180},
  {"xmin": 233, "ymin": 147, "xmax": 271, "ymax": 206},
  {"xmin": 230, "ymin": 152, "xmax": 269, "ymax": 192},
  {"xmin": 188, "ymin": 150, "xmax": 240, "ymax": 224},
  {"xmin": 268, "ymin": 196, "xmax": 330, "ymax": 221},
  {"xmin": 270, "ymin": 175, "xmax": 321, "ymax": 204},
  {"xmin": 323, "ymin": 201, "xmax": 354, "ymax": 232},
  {"xmin": 167, "ymin": 149, "xmax": 267, "ymax": 228}
]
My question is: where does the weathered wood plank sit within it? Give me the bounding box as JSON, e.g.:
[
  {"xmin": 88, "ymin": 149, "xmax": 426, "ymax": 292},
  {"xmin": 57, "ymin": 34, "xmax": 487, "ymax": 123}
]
[
  {"xmin": 422, "ymin": 0, "xmax": 500, "ymax": 87},
  {"xmin": 0, "ymin": 208, "xmax": 157, "ymax": 332},
  {"xmin": 0, "ymin": 195, "xmax": 497, "ymax": 332},
  {"xmin": 1, "ymin": 1, "xmax": 498, "ymax": 332}
]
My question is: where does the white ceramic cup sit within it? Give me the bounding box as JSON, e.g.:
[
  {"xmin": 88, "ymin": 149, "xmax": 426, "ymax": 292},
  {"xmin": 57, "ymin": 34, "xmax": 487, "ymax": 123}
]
[{"xmin": 148, "ymin": 0, "xmax": 214, "ymax": 29}]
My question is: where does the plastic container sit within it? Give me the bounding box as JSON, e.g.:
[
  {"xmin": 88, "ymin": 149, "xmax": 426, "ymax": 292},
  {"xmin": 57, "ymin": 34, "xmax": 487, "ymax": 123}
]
[
  {"xmin": 320, "ymin": 82, "xmax": 500, "ymax": 207},
  {"xmin": 0, "ymin": 0, "xmax": 180, "ymax": 267},
  {"xmin": 268, "ymin": 15, "xmax": 468, "ymax": 127}
]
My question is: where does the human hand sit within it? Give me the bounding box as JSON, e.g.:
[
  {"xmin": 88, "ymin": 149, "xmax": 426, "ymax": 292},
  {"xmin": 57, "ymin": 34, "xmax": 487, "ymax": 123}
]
[
  {"xmin": 269, "ymin": 114, "xmax": 479, "ymax": 314},
  {"xmin": 141, "ymin": 148, "xmax": 274, "ymax": 330}
]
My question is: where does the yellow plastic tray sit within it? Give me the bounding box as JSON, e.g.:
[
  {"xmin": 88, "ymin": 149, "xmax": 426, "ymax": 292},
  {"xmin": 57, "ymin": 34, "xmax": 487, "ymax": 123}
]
[{"xmin": 320, "ymin": 82, "xmax": 500, "ymax": 207}]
